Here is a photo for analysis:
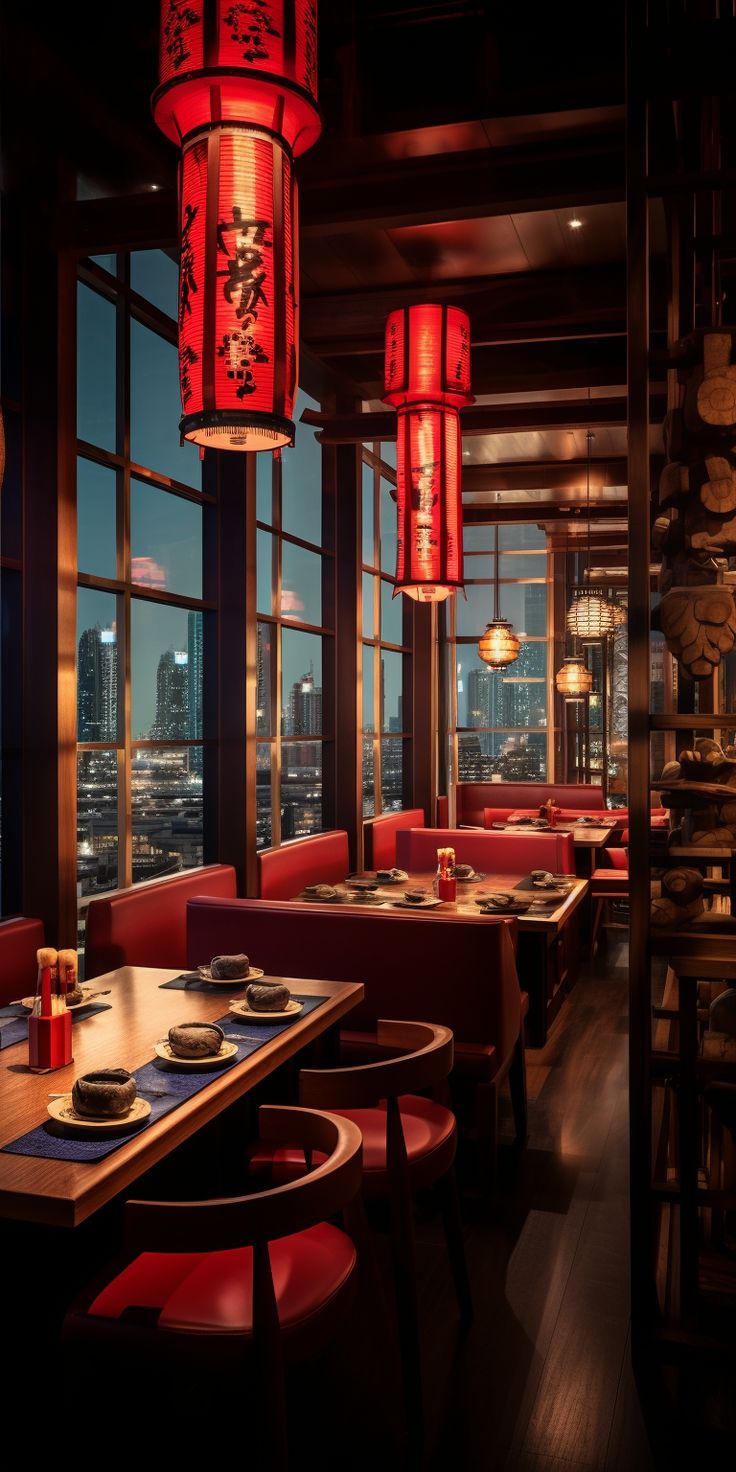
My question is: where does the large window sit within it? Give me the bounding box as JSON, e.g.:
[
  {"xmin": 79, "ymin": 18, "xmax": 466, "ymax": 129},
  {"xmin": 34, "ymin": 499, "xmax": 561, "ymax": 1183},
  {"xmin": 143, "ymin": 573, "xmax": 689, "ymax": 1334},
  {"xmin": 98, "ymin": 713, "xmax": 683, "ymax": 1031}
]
[
  {"xmin": 448, "ymin": 523, "xmax": 550, "ymax": 783},
  {"xmin": 76, "ymin": 252, "xmax": 210, "ymax": 903},
  {"xmin": 361, "ymin": 442, "xmax": 411, "ymax": 816},
  {"xmin": 256, "ymin": 390, "xmax": 333, "ymax": 849}
]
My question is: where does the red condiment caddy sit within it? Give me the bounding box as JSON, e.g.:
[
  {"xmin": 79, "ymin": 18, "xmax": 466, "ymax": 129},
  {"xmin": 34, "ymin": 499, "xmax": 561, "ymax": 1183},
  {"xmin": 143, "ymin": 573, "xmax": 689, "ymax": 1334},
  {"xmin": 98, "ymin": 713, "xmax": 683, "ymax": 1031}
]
[
  {"xmin": 436, "ymin": 846, "xmax": 457, "ymax": 902},
  {"xmin": 28, "ymin": 947, "xmax": 73, "ymax": 1073}
]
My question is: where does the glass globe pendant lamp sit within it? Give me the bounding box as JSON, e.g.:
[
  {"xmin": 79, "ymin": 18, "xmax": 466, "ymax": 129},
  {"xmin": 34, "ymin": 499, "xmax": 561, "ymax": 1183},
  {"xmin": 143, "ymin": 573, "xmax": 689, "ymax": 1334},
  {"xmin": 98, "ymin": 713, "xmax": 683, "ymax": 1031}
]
[
  {"xmin": 555, "ymin": 654, "xmax": 593, "ymax": 697},
  {"xmin": 566, "ymin": 430, "xmax": 616, "ymax": 639}
]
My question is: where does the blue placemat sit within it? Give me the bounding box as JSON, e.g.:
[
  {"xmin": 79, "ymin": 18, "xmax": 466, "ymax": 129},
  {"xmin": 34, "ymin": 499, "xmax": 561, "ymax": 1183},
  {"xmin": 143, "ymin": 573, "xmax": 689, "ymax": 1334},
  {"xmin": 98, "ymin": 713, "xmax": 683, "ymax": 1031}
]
[
  {"xmin": 160, "ymin": 972, "xmax": 248, "ymax": 993},
  {"xmin": 2, "ymin": 995, "xmax": 328, "ymax": 1163},
  {"xmin": 0, "ymin": 1002, "xmax": 112, "ymax": 1052}
]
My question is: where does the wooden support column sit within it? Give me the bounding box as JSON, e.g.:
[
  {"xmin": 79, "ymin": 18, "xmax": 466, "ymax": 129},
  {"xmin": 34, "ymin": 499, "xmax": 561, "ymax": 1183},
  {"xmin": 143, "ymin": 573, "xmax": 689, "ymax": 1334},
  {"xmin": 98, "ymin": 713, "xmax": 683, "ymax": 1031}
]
[
  {"xmin": 329, "ymin": 420, "xmax": 361, "ymax": 870},
  {"xmin": 215, "ymin": 450, "xmax": 252, "ymax": 895},
  {"xmin": 626, "ymin": 0, "xmax": 655, "ymax": 1335},
  {"xmin": 21, "ymin": 185, "xmax": 78, "ymax": 944}
]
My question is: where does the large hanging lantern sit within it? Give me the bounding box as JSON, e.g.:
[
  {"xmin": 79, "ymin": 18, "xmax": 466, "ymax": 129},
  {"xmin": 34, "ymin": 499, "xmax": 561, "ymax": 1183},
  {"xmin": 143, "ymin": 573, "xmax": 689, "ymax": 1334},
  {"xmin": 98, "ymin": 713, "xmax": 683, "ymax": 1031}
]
[
  {"xmin": 383, "ymin": 304, "xmax": 473, "ymax": 600},
  {"xmin": 566, "ymin": 590, "xmax": 617, "ymax": 639},
  {"xmin": 153, "ymin": 2, "xmax": 320, "ymax": 451},
  {"xmin": 556, "ymin": 654, "xmax": 593, "ymax": 697}
]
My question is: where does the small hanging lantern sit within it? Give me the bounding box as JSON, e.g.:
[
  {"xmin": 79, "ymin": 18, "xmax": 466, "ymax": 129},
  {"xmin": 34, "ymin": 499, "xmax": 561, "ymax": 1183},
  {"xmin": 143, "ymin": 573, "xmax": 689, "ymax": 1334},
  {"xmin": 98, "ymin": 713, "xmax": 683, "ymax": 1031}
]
[
  {"xmin": 383, "ymin": 303, "xmax": 473, "ymax": 600},
  {"xmin": 566, "ymin": 591, "xmax": 617, "ymax": 639},
  {"xmin": 610, "ymin": 598, "xmax": 627, "ymax": 629},
  {"xmin": 153, "ymin": 1, "xmax": 320, "ymax": 452},
  {"xmin": 477, "ymin": 525, "xmax": 521, "ymax": 670},
  {"xmin": 555, "ymin": 654, "xmax": 593, "ymax": 697}
]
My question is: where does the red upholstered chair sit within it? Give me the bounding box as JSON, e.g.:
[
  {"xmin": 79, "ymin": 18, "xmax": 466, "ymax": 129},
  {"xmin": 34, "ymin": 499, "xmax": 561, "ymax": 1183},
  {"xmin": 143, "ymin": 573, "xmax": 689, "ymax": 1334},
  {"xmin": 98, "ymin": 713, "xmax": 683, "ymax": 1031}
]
[
  {"xmin": 187, "ymin": 896, "xmax": 528, "ymax": 1181},
  {"xmin": 63, "ymin": 1105, "xmax": 376, "ymax": 1465},
  {"xmin": 83, "ymin": 865, "xmax": 237, "ymax": 980},
  {"xmin": 251, "ymin": 1021, "xmax": 469, "ymax": 1438},
  {"xmin": 257, "ymin": 830, "xmax": 349, "ymax": 901},
  {"xmin": 394, "ymin": 826, "xmax": 575, "ymax": 876},
  {"xmin": 364, "ymin": 809, "xmax": 425, "ymax": 871},
  {"xmin": 590, "ymin": 843, "xmax": 629, "ymax": 952},
  {"xmin": 0, "ymin": 916, "xmax": 45, "ymax": 1006}
]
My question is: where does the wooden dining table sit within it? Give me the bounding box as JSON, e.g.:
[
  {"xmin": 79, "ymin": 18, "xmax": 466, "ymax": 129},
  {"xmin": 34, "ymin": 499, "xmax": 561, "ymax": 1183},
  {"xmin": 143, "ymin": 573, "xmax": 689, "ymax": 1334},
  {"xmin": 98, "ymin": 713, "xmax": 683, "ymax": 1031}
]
[
  {"xmin": 498, "ymin": 815, "xmax": 618, "ymax": 877},
  {"xmin": 291, "ymin": 872, "xmax": 589, "ymax": 1045},
  {"xmin": 0, "ymin": 965, "xmax": 363, "ymax": 1229}
]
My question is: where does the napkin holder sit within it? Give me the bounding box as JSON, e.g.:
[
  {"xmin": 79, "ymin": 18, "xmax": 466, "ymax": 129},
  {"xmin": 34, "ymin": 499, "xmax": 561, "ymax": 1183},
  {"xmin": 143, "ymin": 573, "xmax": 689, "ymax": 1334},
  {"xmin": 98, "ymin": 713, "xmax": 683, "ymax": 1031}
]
[{"xmin": 28, "ymin": 1011, "xmax": 73, "ymax": 1073}]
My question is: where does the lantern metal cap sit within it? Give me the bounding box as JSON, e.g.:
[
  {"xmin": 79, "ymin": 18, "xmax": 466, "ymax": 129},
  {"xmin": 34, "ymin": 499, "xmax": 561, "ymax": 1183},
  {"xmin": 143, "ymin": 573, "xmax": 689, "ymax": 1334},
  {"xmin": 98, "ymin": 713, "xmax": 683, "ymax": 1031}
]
[{"xmin": 180, "ymin": 408, "xmax": 295, "ymax": 452}]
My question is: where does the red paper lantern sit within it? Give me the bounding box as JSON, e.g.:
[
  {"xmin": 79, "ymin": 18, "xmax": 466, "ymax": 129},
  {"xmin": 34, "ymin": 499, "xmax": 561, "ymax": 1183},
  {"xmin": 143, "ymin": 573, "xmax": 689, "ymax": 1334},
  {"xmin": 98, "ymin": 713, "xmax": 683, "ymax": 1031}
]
[
  {"xmin": 153, "ymin": 1, "xmax": 320, "ymax": 451},
  {"xmin": 384, "ymin": 304, "xmax": 473, "ymax": 601}
]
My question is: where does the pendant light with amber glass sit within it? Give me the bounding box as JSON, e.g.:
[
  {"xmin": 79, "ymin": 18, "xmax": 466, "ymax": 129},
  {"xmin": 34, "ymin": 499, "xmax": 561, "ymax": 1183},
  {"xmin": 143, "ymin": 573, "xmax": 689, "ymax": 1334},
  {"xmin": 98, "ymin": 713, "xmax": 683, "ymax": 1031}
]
[{"xmin": 478, "ymin": 526, "xmax": 521, "ymax": 670}]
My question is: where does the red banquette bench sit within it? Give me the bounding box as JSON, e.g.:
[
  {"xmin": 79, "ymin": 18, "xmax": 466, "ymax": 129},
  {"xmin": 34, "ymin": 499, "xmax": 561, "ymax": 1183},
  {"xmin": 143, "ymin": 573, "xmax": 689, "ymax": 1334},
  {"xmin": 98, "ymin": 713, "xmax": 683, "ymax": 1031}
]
[
  {"xmin": 394, "ymin": 826, "xmax": 575, "ymax": 875},
  {"xmin": 84, "ymin": 865, "xmax": 237, "ymax": 980},
  {"xmin": 363, "ymin": 808, "xmax": 425, "ymax": 871},
  {"xmin": 0, "ymin": 916, "xmax": 46, "ymax": 1006},
  {"xmin": 454, "ymin": 782, "xmax": 605, "ymax": 827},
  {"xmin": 257, "ymin": 831, "xmax": 349, "ymax": 901},
  {"xmin": 187, "ymin": 895, "xmax": 527, "ymax": 1174}
]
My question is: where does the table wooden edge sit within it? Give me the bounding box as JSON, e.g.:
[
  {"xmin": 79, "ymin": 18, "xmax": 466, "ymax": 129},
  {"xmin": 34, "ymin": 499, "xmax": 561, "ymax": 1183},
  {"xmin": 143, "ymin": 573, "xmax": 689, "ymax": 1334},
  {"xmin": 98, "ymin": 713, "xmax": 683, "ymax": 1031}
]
[{"xmin": 0, "ymin": 975, "xmax": 364, "ymax": 1230}]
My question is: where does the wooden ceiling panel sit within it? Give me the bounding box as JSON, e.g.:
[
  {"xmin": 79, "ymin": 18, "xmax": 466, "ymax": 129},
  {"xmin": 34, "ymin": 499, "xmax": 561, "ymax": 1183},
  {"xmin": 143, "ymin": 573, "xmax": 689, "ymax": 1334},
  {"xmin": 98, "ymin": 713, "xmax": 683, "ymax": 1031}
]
[
  {"xmin": 386, "ymin": 217, "xmax": 530, "ymax": 280},
  {"xmin": 510, "ymin": 203, "xmax": 627, "ymax": 271}
]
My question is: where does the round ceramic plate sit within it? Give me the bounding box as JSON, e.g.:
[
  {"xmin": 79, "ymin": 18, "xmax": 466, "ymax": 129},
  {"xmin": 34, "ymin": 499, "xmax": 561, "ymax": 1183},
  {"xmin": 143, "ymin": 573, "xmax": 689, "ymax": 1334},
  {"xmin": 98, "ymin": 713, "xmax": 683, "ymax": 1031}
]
[
  {"xmin": 300, "ymin": 891, "xmax": 342, "ymax": 903},
  {"xmin": 345, "ymin": 879, "xmax": 380, "ymax": 891},
  {"xmin": 47, "ymin": 1095, "xmax": 151, "ymax": 1132},
  {"xmin": 479, "ymin": 901, "xmax": 531, "ymax": 915},
  {"xmin": 374, "ymin": 872, "xmax": 408, "ymax": 884},
  {"xmin": 153, "ymin": 1038, "xmax": 239, "ymax": 1068},
  {"xmin": 454, "ymin": 872, "xmax": 486, "ymax": 883},
  {"xmin": 197, "ymin": 965, "xmax": 264, "ymax": 985},
  {"xmin": 229, "ymin": 998, "xmax": 304, "ymax": 1023},
  {"xmin": 20, "ymin": 991, "xmax": 99, "ymax": 1012}
]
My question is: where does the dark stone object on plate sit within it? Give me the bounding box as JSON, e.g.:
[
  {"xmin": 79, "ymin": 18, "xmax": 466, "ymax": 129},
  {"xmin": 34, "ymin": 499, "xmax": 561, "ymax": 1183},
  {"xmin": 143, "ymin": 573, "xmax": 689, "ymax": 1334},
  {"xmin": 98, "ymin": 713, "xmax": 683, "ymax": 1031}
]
[
  {"xmin": 65, "ymin": 983, "xmax": 84, "ymax": 1006},
  {"xmin": 246, "ymin": 980, "xmax": 291, "ymax": 1011},
  {"xmin": 72, "ymin": 1068, "xmax": 136, "ymax": 1119},
  {"xmin": 403, "ymin": 888, "xmax": 427, "ymax": 904},
  {"xmin": 168, "ymin": 1021, "xmax": 224, "ymax": 1058},
  {"xmin": 454, "ymin": 863, "xmax": 475, "ymax": 880},
  {"xmin": 210, "ymin": 954, "xmax": 250, "ymax": 980},
  {"xmin": 304, "ymin": 884, "xmax": 339, "ymax": 900}
]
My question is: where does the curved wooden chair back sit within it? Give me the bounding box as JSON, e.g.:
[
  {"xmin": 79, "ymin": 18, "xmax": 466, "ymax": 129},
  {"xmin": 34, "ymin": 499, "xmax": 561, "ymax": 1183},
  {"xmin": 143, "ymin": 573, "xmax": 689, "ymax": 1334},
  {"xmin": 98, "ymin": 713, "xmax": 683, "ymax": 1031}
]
[
  {"xmin": 123, "ymin": 1104, "xmax": 363, "ymax": 1254},
  {"xmin": 298, "ymin": 1020, "xmax": 454, "ymax": 1112}
]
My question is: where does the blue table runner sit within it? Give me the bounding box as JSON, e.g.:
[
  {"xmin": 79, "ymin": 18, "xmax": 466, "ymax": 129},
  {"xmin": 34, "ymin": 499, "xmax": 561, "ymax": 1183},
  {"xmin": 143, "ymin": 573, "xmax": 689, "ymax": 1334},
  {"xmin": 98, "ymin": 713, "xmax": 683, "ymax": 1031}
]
[
  {"xmin": 0, "ymin": 1001, "xmax": 112, "ymax": 1052},
  {"xmin": 2, "ymin": 995, "xmax": 328, "ymax": 1163}
]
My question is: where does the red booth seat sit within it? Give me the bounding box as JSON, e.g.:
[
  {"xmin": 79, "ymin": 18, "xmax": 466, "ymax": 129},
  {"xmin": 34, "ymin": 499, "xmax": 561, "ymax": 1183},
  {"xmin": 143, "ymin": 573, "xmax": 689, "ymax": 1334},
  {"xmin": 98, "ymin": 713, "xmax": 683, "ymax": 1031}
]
[
  {"xmin": 364, "ymin": 808, "xmax": 425, "ymax": 871},
  {"xmin": 394, "ymin": 826, "xmax": 574, "ymax": 875},
  {"xmin": 456, "ymin": 781, "xmax": 604, "ymax": 827},
  {"xmin": 84, "ymin": 865, "xmax": 237, "ymax": 980},
  {"xmin": 0, "ymin": 916, "xmax": 46, "ymax": 1006},
  {"xmin": 257, "ymin": 831, "xmax": 349, "ymax": 902},
  {"xmin": 187, "ymin": 895, "xmax": 524, "ymax": 1089}
]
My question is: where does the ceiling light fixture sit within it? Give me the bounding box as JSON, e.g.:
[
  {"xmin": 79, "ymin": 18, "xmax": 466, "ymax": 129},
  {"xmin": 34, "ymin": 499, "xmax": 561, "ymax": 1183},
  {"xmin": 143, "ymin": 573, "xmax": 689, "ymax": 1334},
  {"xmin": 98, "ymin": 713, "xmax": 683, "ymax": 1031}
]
[
  {"xmin": 477, "ymin": 524, "xmax": 521, "ymax": 670},
  {"xmin": 566, "ymin": 431, "xmax": 616, "ymax": 639}
]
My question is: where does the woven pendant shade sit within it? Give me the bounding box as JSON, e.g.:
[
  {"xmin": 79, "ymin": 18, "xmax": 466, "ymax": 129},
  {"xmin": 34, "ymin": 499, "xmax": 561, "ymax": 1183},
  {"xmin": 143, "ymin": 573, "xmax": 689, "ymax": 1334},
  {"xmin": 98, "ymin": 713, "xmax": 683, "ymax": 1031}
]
[
  {"xmin": 153, "ymin": 1, "xmax": 320, "ymax": 451},
  {"xmin": 566, "ymin": 590, "xmax": 617, "ymax": 639},
  {"xmin": 478, "ymin": 618, "xmax": 521, "ymax": 670},
  {"xmin": 555, "ymin": 654, "xmax": 594, "ymax": 697}
]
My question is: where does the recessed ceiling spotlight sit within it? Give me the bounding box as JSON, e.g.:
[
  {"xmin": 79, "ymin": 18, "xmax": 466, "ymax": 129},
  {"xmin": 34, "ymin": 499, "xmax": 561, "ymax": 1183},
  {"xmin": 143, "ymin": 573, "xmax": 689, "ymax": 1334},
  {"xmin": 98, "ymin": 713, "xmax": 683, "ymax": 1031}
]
[
  {"xmin": 150, "ymin": 184, "xmax": 160, "ymax": 192},
  {"xmin": 568, "ymin": 215, "xmax": 583, "ymax": 230},
  {"xmin": 463, "ymin": 449, "xmax": 470, "ymax": 458}
]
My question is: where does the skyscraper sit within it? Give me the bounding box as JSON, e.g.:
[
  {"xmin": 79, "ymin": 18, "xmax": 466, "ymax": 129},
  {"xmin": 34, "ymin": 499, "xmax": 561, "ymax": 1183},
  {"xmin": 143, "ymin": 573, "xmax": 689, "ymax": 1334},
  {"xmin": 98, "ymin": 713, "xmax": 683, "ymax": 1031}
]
[
  {"xmin": 77, "ymin": 624, "xmax": 118, "ymax": 741},
  {"xmin": 151, "ymin": 649, "xmax": 189, "ymax": 739},
  {"xmin": 289, "ymin": 665, "xmax": 322, "ymax": 735},
  {"xmin": 187, "ymin": 611, "xmax": 203, "ymax": 741}
]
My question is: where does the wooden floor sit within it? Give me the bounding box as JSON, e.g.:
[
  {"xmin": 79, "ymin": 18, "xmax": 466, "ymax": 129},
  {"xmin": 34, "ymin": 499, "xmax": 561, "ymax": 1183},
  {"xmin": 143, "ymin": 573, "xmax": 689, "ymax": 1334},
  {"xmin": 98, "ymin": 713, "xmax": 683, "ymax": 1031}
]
[{"xmin": 287, "ymin": 938, "xmax": 657, "ymax": 1470}]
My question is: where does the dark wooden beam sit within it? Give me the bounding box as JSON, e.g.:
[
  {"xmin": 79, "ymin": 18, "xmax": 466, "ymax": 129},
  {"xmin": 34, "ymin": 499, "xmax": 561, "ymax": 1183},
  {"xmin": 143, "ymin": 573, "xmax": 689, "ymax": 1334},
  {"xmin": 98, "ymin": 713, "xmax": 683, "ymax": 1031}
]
[
  {"xmin": 463, "ymin": 502, "xmax": 627, "ymax": 524},
  {"xmin": 56, "ymin": 190, "xmax": 178, "ymax": 255},
  {"xmin": 301, "ymin": 266, "xmax": 627, "ymax": 356},
  {"xmin": 328, "ymin": 336, "xmax": 635, "ymax": 400},
  {"xmin": 302, "ymin": 393, "xmax": 666, "ymax": 443},
  {"xmin": 299, "ymin": 138, "xmax": 625, "ymax": 236},
  {"xmin": 461, "ymin": 458, "xmax": 631, "ymax": 493}
]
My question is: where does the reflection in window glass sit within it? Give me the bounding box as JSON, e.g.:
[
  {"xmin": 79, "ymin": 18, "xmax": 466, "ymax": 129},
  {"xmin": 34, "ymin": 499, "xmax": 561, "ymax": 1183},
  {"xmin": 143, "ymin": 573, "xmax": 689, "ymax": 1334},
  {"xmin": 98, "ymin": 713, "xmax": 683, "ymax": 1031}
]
[
  {"xmin": 381, "ymin": 738, "xmax": 403, "ymax": 812},
  {"xmin": 131, "ymin": 250, "xmax": 178, "ymax": 319},
  {"xmin": 281, "ymin": 741, "xmax": 323, "ymax": 839},
  {"xmin": 256, "ymin": 743, "xmax": 272, "ymax": 849},
  {"xmin": 131, "ymin": 746, "xmax": 203, "ymax": 880},
  {"xmin": 256, "ymin": 623, "xmax": 273, "ymax": 737},
  {"xmin": 493, "ymin": 583, "xmax": 546, "ymax": 636},
  {"xmin": 362, "ymin": 459, "xmax": 374, "ymax": 566},
  {"xmin": 380, "ymin": 479, "xmax": 397, "ymax": 574},
  {"xmin": 362, "ymin": 738, "xmax": 375, "ymax": 817},
  {"xmin": 463, "ymin": 553, "xmax": 493, "ymax": 582},
  {"xmin": 362, "ymin": 572, "xmax": 374, "ymax": 640},
  {"xmin": 257, "ymin": 453, "xmax": 273, "ymax": 524},
  {"xmin": 380, "ymin": 578, "xmax": 403, "ymax": 645},
  {"xmin": 463, "ymin": 525, "xmax": 493, "ymax": 552},
  {"xmin": 282, "ymin": 389, "xmax": 322, "ymax": 544},
  {"xmin": 130, "ymin": 320, "xmax": 201, "ymax": 488},
  {"xmin": 77, "ymin": 750, "xmax": 118, "ymax": 896},
  {"xmin": 499, "ymin": 524, "xmax": 546, "ymax": 550},
  {"xmin": 77, "ymin": 457, "xmax": 117, "ymax": 578},
  {"xmin": 362, "ymin": 645, "xmax": 374, "ymax": 731},
  {"xmin": 456, "ymin": 643, "xmax": 547, "ymax": 728},
  {"xmin": 456, "ymin": 583, "xmax": 492, "ymax": 638},
  {"xmin": 131, "ymin": 599, "xmax": 199, "ymax": 741},
  {"xmin": 457, "ymin": 729, "xmax": 547, "ymax": 782},
  {"xmin": 282, "ymin": 539, "xmax": 322, "ymax": 626},
  {"xmin": 77, "ymin": 586, "xmax": 118, "ymax": 741},
  {"xmin": 131, "ymin": 480, "xmax": 202, "ymax": 599},
  {"xmin": 381, "ymin": 649, "xmax": 403, "ymax": 733},
  {"xmin": 77, "ymin": 284, "xmax": 116, "ymax": 451},
  {"xmin": 498, "ymin": 553, "xmax": 547, "ymax": 579},
  {"xmin": 281, "ymin": 629, "xmax": 322, "ymax": 736},
  {"xmin": 257, "ymin": 529, "xmax": 274, "ymax": 615}
]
